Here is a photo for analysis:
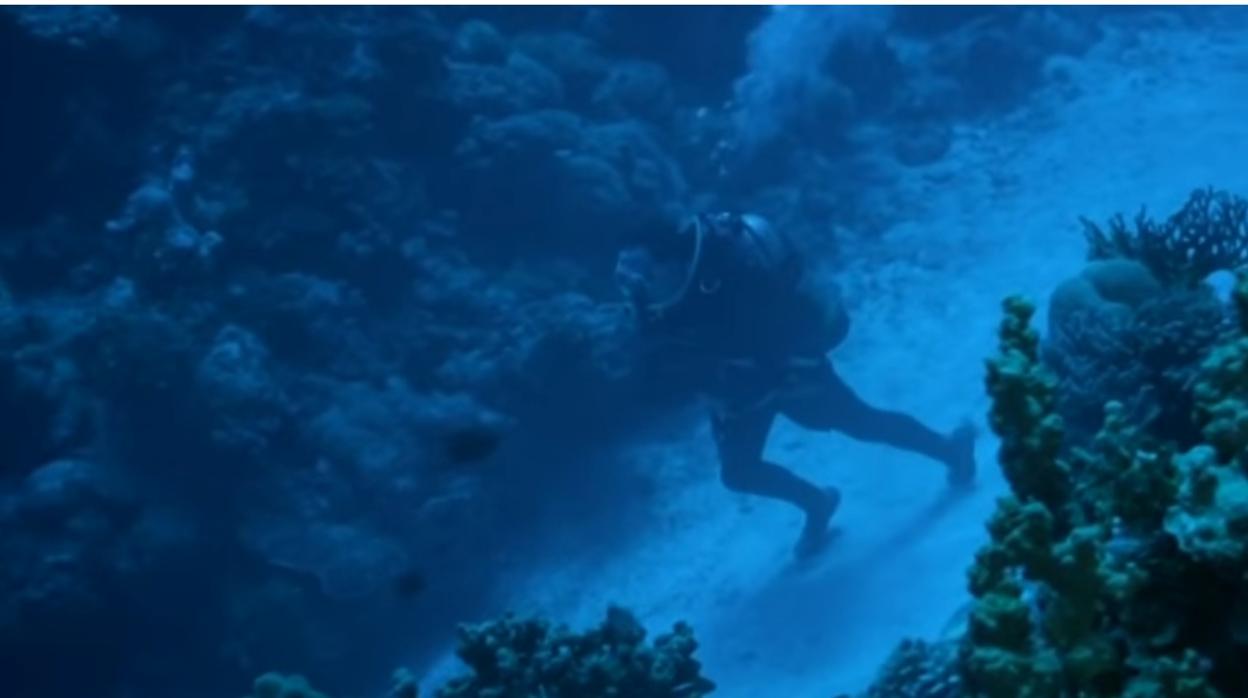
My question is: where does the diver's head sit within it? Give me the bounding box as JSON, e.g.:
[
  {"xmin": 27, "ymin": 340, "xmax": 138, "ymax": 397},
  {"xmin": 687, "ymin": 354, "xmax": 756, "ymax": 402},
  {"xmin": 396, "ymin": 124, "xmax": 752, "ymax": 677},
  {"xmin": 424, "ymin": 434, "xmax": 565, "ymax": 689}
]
[{"xmin": 613, "ymin": 210, "xmax": 776, "ymax": 312}]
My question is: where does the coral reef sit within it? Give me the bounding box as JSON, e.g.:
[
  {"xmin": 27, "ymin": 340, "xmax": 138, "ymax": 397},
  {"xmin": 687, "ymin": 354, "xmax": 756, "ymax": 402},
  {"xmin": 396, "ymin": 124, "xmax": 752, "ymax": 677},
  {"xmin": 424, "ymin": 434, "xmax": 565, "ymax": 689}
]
[
  {"xmin": 0, "ymin": 7, "xmax": 672, "ymax": 696},
  {"xmin": 1045, "ymin": 192, "xmax": 1236, "ymax": 447},
  {"xmin": 954, "ymin": 269, "xmax": 1248, "ymax": 697},
  {"xmin": 0, "ymin": 7, "xmax": 1145, "ymax": 698},
  {"xmin": 864, "ymin": 192, "xmax": 1248, "ymax": 698}
]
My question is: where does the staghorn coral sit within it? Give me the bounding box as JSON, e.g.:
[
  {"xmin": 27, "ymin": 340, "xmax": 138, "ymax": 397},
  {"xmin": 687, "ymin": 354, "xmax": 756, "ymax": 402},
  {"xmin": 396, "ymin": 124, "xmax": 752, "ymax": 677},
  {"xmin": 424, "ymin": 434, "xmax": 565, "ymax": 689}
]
[
  {"xmin": 1082, "ymin": 188, "xmax": 1248, "ymax": 289},
  {"xmin": 436, "ymin": 605, "xmax": 715, "ymax": 698}
]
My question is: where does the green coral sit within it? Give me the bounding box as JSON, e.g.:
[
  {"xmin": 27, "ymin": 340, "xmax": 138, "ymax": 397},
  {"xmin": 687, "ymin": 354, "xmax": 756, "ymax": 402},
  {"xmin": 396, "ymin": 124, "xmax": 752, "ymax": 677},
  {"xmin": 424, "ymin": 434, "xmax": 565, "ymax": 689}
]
[
  {"xmin": 1164, "ymin": 445, "xmax": 1248, "ymax": 565},
  {"xmin": 955, "ymin": 261, "xmax": 1248, "ymax": 697},
  {"xmin": 1069, "ymin": 402, "xmax": 1177, "ymax": 533},
  {"xmin": 962, "ymin": 295, "xmax": 1230, "ymax": 698},
  {"xmin": 1191, "ymin": 272, "xmax": 1248, "ymax": 464},
  {"xmin": 985, "ymin": 296, "xmax": 1070, "ymax": 513},
  {"xmin": 1194, "ymin": 336, "xmax": 1248, "ymax": 462},
  {"xmin": 436, "ymin": 605, "xmax": 715, "ymax": 698},
  {"xmin": 964, "ymin": 298, "xmax": 1084, "ymax": 698},
  {"xmin": 960, "ymin": 584, "xmax": 1061, "ymax": 698},
  {"xmin": 392, "ymin": 668, "xmax": 421, "ymax": 698},
  {"xmin": 1123, "ymin": 651, "xmax": 1221, "ymax": 698}
]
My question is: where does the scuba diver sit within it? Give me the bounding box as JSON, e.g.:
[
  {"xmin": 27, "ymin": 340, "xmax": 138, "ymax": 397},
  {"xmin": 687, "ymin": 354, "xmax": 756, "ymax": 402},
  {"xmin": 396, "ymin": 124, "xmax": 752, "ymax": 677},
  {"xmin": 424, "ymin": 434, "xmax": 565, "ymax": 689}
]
[{"xmin": 614, "ymin": 211, "xmax": 977, "ymax": 558}]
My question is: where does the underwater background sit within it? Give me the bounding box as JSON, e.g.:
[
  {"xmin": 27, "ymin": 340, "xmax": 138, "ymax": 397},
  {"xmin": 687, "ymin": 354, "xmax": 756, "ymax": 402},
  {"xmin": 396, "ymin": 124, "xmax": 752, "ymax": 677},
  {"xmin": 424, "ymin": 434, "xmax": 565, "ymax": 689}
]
[{"xmin": 6, "ymin": 5, "xmax": 1248, "ymax": 698}]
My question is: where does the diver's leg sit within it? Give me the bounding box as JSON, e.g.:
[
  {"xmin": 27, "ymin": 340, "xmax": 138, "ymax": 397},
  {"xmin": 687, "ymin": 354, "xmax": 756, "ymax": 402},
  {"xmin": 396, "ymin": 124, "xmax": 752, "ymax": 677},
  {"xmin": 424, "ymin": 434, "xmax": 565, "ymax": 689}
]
[
  {"xmin": 782, "ymin": 362, "xmax": 976, "ymax": 485},
  {"xmin": 711, "ymin": 402, "xmax": 840, "ymax": 555},
  {"xmin": 711, "ymin": 404, "xmax": 834, "ymax": 517}
]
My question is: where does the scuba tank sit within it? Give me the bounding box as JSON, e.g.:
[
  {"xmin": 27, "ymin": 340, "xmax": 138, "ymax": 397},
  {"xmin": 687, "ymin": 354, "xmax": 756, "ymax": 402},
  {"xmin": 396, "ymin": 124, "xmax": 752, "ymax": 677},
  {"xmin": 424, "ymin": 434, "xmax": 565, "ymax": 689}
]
[
  {"xmin": 630, "ymin": 211, "xmax": 801, "ymax": 320},
  {"xmin": 691, "ymin": 212, "xmax": 849, "ymax": 358}
]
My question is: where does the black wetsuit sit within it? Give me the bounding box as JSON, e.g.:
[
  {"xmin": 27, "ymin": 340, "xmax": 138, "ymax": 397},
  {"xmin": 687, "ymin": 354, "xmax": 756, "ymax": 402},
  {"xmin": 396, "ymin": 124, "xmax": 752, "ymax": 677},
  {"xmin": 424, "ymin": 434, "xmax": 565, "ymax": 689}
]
[
  {"xmin": 708, "ymin": 360, "xmax": 955, "ymax": 519},
  {"xmin": 636, "ymin": 219, "xmax": 956, "ymax": 520}
]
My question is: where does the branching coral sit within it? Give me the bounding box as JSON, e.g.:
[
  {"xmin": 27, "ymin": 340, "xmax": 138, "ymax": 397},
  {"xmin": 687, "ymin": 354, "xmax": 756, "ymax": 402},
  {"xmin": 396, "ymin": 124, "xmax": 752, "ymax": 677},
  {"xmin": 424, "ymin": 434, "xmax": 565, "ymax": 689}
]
[{"xmin": 1082, "ymin": 187, "xmax": 1248, "ymax": 289}]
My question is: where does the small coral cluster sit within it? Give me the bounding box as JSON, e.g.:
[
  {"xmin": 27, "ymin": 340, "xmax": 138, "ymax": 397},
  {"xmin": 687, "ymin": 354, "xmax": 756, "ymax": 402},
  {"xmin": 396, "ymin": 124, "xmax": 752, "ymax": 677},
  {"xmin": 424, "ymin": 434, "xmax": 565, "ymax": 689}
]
[
  {"xmin": 248, "ymin": 673, "xmax": 331, "ymax": 698},
  {"xmin": 865, "ymin": 639, "xmax": 961, "ymax": 698},
  {"xmin": 437, "ymin": 606, "xmax": 714, "ymax": 698}
]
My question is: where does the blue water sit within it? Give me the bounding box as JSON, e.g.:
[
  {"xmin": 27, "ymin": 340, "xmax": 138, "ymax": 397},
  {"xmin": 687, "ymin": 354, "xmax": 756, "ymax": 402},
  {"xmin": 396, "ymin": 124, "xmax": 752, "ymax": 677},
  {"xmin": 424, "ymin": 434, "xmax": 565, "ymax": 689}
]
[{"xmin": 3, "ymin": 6, "xmax": 1247, "ymax": 698}]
